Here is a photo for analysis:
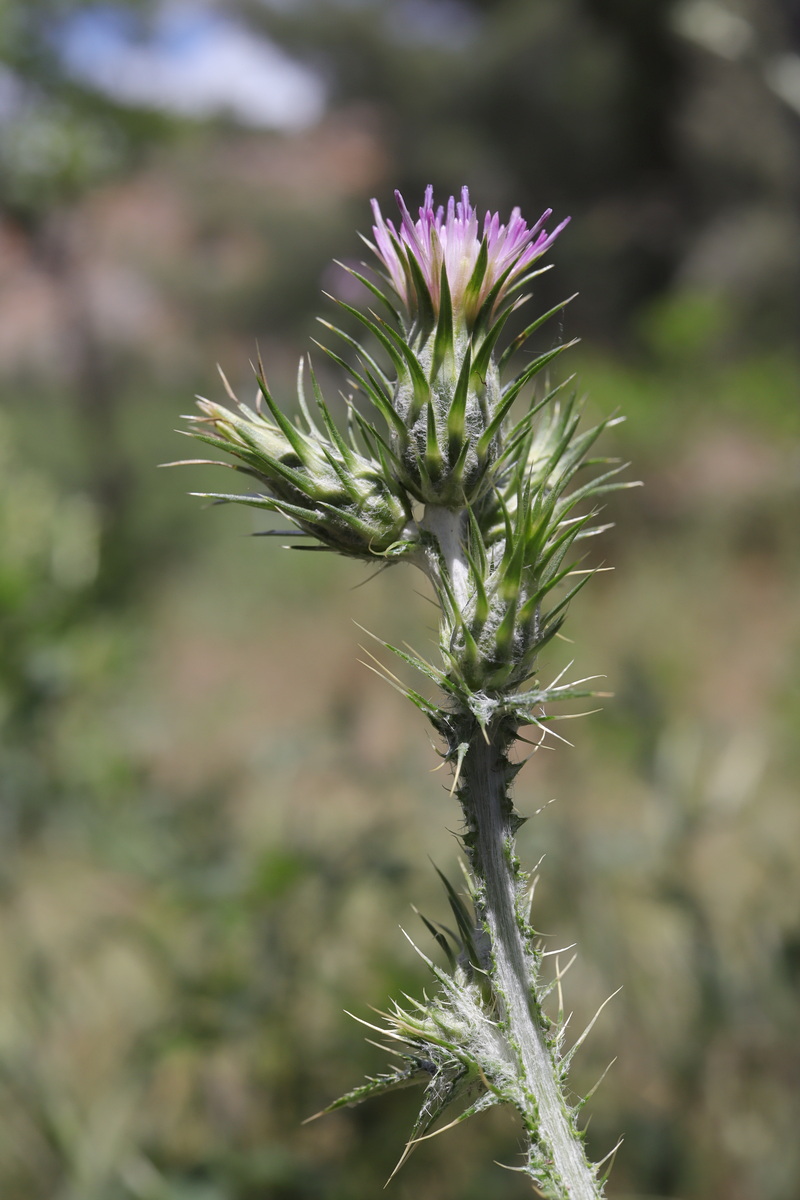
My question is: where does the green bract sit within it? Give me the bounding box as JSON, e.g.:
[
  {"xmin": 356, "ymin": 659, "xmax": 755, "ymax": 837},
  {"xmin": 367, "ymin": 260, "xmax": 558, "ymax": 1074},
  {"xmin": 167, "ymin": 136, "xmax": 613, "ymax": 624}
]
[{"xmin": 182, "ymin": 362, "xmax": 415, "ymax": 560}]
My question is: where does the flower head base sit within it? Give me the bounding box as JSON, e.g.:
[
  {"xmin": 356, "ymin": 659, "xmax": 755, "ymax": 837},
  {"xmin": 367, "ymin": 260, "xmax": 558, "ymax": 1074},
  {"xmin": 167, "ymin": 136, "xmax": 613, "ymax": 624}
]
[{"xmin": 370, "ymin": 186, "xmax": 569, "ymax": 330}]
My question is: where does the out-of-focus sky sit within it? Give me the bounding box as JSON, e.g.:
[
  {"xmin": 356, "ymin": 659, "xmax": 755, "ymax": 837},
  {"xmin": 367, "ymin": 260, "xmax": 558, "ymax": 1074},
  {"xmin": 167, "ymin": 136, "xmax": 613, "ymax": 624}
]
[
  {"xmin": 57, "ymin": 1, "xmax": 326, "ymax": 129},
  {"xmin": 49, "ymin": 0, "xmax": 800, "ymax": 127}
]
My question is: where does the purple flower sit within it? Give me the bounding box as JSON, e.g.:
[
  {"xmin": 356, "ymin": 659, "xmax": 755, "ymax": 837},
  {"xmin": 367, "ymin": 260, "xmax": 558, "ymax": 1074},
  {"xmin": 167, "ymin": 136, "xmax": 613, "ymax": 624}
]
[{"xmin": 369, "ymin": 186, "xmax": 569, "ymax": 327}]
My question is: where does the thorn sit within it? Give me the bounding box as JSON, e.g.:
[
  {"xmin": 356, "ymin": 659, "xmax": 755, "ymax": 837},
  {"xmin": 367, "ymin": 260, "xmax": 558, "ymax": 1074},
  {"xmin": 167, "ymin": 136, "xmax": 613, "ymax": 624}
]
[
  {"xmin": 557, "ymin": 953, "xmax": 578, "ymax": 978},
  {"xmin": 410, "ymin": 1111, "xmax": 476, "ymax": 1144},
  {"xmin": 547, "ymin": 659, "xmax": 575, "ymax": 689},
  {"xmin": 216, "ymin": 363, "xmax": 238, "ymax": 403},
  {"xmin": 413, "ymin": 587, "xmax": 440, "ymax": 609},
  {"xmin": 342, "ymin": 1009, "xmax": 391, "ymax": 1036},
  {"xmin": 448, "ymin": 742, "xmax": 469, "ymax": 798},
  {"xmin": 397, "ymin": 926, "xmax": 435, "ymax": 969},
  {"xmin": 402, "ymin": 640, "xmax": 439, "ymax": 673},
  {"xmin": 251, "ymin": 530, "xmax": 313, "ymax": 538},
  {"xmin": 595, "ymin": 1135, "xmax": 624, "ymax": 1174},
  {"xmin": 456, "ymin": 857, "xmax": 473, "ymax": 892},
  {"xmin": 301, "ymin": 1108, "xmax": 326, "ymax": 1125},
  {"xmin": 540, "ymin": 943, "xmax": 577, "ymax": 958},
  {"xmin": 359, "ymin": 646, "xmax": 406, "ymax": 690},
  {"xmin": 566, "ymin": 566, "xmax": 615, "ymax": 576},
  {"xmin": 546, "ymin": 708, "xmax": 605, "ymax": 721},
  {"xmin": 493, "ymin": 1159, "xmax": 530, "ymax": 1174},
  {"xmin": 533, "ymin": 797, "xmax": 556, "ymax": 816},
  {"xmin": 553, "ymin": 672, "xmax": 607, "ymax": 690},
  {"xmin": 385, "ymin": 1142, "xmax": 415, "ymax": 1186},
  {"xmin": 157, "ymin": 458, "xmax": 221, "ymax": 468},
  {"xmin": 555, "ymin": 954, "xmax": 565, "ymax": 1020},
  {"xmin": 350, "ymin": 563, "xmax": 390, "ymax": 589},
  {"xmin": 569, "ymin": 987, "xmax": 623, "ymax": 1060},
  {"xmin": 583, "ymin": 1057, "xmax": 617, "ymax": 1104},
  {"xmin": 529, "ymin": 718, "xmax": 574, "ymax": 748},
  {"xmin": 364, "ymin": 1037, "xmax": 405, "ymax": 1059}
]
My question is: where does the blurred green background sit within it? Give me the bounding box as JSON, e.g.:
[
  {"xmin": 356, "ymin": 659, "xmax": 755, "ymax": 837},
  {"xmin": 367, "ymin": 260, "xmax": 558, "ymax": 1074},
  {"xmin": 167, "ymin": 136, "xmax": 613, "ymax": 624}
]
[{"xmin": 1, "ymin": 2, "xmax": 799, "ymax": 1197}]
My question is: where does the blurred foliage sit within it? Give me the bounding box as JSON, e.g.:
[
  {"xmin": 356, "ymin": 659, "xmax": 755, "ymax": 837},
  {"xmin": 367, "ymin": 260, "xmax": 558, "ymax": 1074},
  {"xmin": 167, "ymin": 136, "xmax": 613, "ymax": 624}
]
[{"xmin": 0, "ymin": 0, "xmax": 799, "ymax": 1197}]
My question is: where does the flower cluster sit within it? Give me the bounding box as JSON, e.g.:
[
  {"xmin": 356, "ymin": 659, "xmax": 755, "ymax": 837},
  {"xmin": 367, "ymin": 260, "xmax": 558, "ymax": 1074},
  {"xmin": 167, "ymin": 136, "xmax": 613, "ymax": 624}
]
[{"xmin": 177, "ymin": 189, "xmax": 622, "ymax": 695}]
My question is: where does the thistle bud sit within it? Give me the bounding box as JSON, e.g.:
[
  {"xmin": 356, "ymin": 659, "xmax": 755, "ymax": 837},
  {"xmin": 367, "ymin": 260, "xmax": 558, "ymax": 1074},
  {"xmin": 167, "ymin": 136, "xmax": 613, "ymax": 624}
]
[
  {"xmin": 434, "ymin": 395, "xmax": 629, "ymax": 697},
  {"xmin": 183, "ymin": 365, "xmax": 415, "ymax": 560},
  {"xmin": 363, "ymin": 187, "xmax": 570, "ymax": 507}
]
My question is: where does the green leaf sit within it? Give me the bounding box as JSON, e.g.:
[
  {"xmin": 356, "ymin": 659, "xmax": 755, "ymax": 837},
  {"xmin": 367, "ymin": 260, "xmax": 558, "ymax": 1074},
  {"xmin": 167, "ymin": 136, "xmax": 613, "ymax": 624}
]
[
  {"xmin": 500, "ymin": 340, "xmax": 578, "ymax": 410},
  {"xmin": 325, "ymin": 297, "xmax": 406, "ymax": 376},
  {"xmin": 470, "ymin": 306, "xmax": 512, "ymax": 385},
  {"xmin": 316, "ymin": 316, "xmax": 390, "ymax": 390},
  {"xmin": 462, "ymin": 237, "xmax": 488, "ymax": 317},
  {"xmin": 426, "ymin": 398, "xmax": 443, "ymax": 477},
  {"xmin": 334, "ymin": 258, "xmax": 400, "ymax": 322},
  {"xmin": 380, "ymin": 318, "xmax": 432, "ymax": 420},
  {"xmin": 402, "ymin": 243, "xmax": 436, "ymax": 336},
  {"xmin": 431, "ymin": 262, "xmax": 454, "ymax": 377},
  {"xmin": 447, "ymin": 346, "xmax": 472, "ymax": 462}
]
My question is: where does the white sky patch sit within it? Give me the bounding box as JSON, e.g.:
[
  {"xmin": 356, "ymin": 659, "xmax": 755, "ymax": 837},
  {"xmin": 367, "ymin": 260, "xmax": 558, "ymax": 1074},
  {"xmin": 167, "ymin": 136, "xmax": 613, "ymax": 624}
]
[
  {"xmin": 58, "ymin": 3, "xmax": 326, "ymax": 130},
  {"xmin": 765, "ymin": 54, "xmax": 800, "ymax": 116},
  {"xmin": 670, "ymin": 0, "xmax": 754, "ymax": 61}
]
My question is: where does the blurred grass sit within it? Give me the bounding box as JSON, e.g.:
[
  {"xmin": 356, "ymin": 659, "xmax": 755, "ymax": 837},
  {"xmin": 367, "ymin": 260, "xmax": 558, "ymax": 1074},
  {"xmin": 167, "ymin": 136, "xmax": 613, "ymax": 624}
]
[{"xmin": 2, "ymin": 1, "xmax": 799, "ymax": 1191}]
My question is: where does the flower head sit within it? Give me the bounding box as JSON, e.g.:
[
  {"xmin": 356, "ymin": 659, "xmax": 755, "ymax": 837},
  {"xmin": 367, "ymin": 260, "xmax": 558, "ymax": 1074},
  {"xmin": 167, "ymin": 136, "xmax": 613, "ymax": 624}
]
[{"xmin": 370, "ymin": 186, "xmax": 569, "ymax": 329}]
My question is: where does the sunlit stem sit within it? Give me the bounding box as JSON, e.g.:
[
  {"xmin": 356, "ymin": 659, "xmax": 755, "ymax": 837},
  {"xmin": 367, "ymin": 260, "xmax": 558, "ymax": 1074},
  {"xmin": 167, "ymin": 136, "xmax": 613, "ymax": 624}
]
[
  {"xmin": 421, "ymin": 504, "xmax": 470, "ymax": 610},
  {"xmin": 427, "ymin": 512, "xmax": 601, "ymax": 1199},
  {"xmin": 457, "ymin": 722, "xmax": 600, "ymax": 1199}
]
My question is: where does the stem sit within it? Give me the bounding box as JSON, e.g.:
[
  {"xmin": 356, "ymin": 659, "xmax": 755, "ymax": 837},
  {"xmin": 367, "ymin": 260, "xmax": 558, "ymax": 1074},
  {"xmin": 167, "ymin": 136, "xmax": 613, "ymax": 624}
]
[
  {"xmin": 421, "ymin": 505, "xmax": 470, "ymax": 610},
  {"xmin": 428, "ymin": 511, "xmax": 601, "ymax": 1198},
  {"xmin": 458, "ymin": 723, "xmax": 601, "ymax": 1199}
]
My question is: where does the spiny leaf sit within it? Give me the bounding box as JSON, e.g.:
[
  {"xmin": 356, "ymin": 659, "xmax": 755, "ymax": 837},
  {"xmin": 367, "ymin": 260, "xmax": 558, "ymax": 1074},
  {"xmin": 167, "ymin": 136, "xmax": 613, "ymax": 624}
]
[
  {"xmin": 497, "ymin": 294, "xmax": 577, "ymax": 372},
  {"xmin": 431, "ymin": 865, "xmax": 483, "ymax": 973},
  {"xmin": 333, "ymin": 258, "xmax": 401, "ymax": 322},
  {"xmin": 447, "ymin": 345, "xmax": 472, "ymax": 461},
  {"xmin": 402, "ymin": 240, "xmax": 436, "ymax": 335},
  {"xmin": 305, "ymin": 366, "xmax": 356, "ymax": 469},
  {"xmin": 470, "ymin": 305, "xmax": 513, "ymax": 385},
  {"xmin": 414, "ymin": 907, "xmax": 457, "ymax": 971},
  {"xmin": 304, "ymin": 1063, "xmax": 426, "ymax": 1123},
  {"xmin": 379, "ymin": 317, "xmax": 432, "ymax": 419},
  {"xmin": 500, "ymin": 340, "xmax": 579, "ymax": 410},
  {"xmin": 316, "ymin": 316, "xmax": 389, "ymax": 390},
  {"xmin": 325, "ymin": 296, "xmax": 406, "ymax": 376},
  {"xmin": 431, "ymin": 262, "xmax": 454, "ymax": 377},
  {"xmin": 426, "ymin": 397, "xmax": 443, "ymax": 477},
  {"xmin": 462, "ymin": 237, "xmax": 488, "ymax": 317}
]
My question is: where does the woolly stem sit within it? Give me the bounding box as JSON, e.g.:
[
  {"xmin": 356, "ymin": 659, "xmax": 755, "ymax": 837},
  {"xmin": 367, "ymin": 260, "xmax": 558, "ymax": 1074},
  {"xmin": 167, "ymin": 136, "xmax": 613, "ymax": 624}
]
[
  {"xmin": 426, "ymin": 513, "xmax": 601, "ymax": 1198},
  {"xmin": 421, "ymin": 505, "xmax": 470, "ymax": 610},
  {"xmin": 456, "ymin": 721, "xmax": 600, "ymax": 1198}
]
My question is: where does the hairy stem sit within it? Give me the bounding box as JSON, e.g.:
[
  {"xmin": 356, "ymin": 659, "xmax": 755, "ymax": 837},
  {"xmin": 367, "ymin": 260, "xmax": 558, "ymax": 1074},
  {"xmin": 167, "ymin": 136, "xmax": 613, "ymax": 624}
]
[
  {"xmin": 457, "ymin": 723, "xmax": 600, "ymax": 1198},
  {"xmin": 421, "ymin": 505, "xmax": 470, "ymax": 609},
  {"xmin": 427, "ymin": 513, "xmax": 601, "ymax": 1198}
]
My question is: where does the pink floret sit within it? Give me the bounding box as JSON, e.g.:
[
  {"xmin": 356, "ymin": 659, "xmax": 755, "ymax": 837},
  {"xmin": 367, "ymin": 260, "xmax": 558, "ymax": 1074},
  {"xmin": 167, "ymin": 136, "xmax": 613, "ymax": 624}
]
[{"xmin": 370, "ymin": 186, "xmax": 569, "ymax": 324}]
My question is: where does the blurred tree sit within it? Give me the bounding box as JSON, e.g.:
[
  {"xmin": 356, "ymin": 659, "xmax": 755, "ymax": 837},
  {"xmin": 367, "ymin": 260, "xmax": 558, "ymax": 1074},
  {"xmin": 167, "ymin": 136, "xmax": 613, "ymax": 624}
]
[
  {"xmin": 0, "ymin": 0, "xmax": 180, "ymax": 601},
  {"xmin": 244, "ymin": 0, "xmax": 799, "ymax": 344}
]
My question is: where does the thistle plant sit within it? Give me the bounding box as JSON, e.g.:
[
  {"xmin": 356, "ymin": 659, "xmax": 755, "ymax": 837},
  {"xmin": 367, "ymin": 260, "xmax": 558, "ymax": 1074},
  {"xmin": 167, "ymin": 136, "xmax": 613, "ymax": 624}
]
[{"xmin": 173, "ymin": 187, "xmax": 634, "ymax": 1198}]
